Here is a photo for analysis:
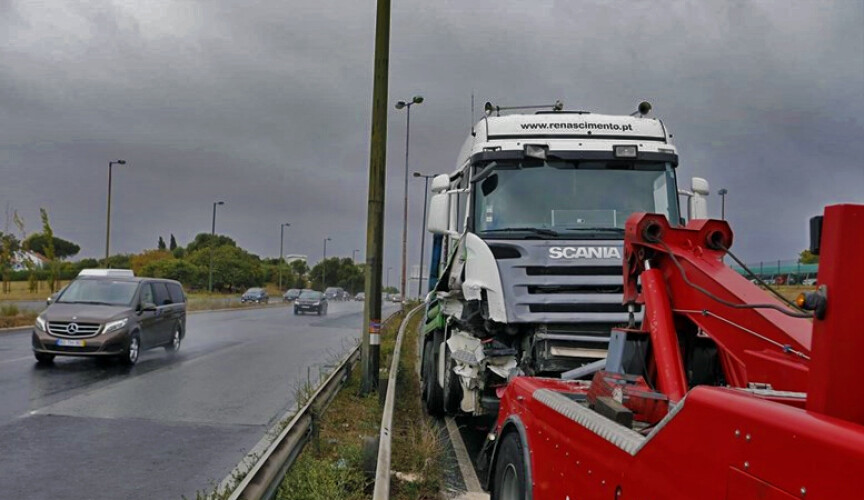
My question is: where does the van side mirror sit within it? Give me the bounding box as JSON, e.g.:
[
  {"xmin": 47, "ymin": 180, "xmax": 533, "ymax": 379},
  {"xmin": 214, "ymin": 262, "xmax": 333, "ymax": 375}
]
[{"xmin": 140, "ymin": 302, "xmax": 157, "ymax": 313}]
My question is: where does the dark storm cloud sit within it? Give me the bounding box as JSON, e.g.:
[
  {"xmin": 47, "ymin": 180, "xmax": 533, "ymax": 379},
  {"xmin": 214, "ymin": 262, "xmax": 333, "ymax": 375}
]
[{"xmin": 1, "ymin": 0, "xmax": 862, "ymax": 274}]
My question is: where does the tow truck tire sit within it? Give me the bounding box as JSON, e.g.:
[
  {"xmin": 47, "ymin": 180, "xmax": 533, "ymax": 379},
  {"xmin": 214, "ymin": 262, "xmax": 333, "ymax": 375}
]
[
  {"xmin": 442, "ymin": 340, "xmax": 462, "ymax": 414},
  {"xmin": 492, "ymin": 432, "xmax": 528, "ymax": 500},
  {"xmin": 424, "ymin": 330, "xmax": 444, "ymax": 416}
]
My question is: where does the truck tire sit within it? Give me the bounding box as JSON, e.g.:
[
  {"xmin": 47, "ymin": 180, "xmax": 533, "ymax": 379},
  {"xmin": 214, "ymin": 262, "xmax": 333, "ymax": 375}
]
[
  {"xmin": 424, "ymin": 330, "xmax": 445, "ymax": 416},
  {"xmin": 442, "ymin": 341, "xmax": 463, "ymax": 414},
  {"xmin": 492, "ymin": 431, "xmax": 528, "ymax": 500},
  {"xmin": 421, "ymin": 339, "xmax": 432, "ymax": 401}
]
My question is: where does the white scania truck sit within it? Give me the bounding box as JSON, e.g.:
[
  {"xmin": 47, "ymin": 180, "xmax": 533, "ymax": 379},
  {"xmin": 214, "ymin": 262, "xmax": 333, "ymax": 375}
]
[{"xmin": 420, "ymin": 102, "xmax": 708, "ymax": 417}]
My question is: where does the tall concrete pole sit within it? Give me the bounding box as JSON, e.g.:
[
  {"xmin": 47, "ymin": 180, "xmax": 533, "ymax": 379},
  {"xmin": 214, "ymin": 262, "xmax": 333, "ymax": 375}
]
[
  {"xmin": 208, "ymin": 201, "xmax": 224, "ymax": 293},
  {"xmin": 400, "ymin": 104, "xmax": 410, "ymax": 302},
  {"xmin": 104, "ymin": 160, "xmax": 126, "ymax": 268},
  {"xmin": 414, "ymin": 173, "xmax": 433, "ymax": 298},
  {"xmin": 360, "ymin": 0, "xmax": 391, "ymax": 394},
  {"xmin": 279, "ymin": 223, "xmax": 290, "ymax": 291}
]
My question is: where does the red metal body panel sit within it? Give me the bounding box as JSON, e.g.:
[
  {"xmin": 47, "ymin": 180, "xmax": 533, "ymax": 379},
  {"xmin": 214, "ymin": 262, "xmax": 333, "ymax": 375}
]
[
  {"xmin": 490, "ymin": 205, "xmax": 864, "ymax": 498},
  {"xmin": 497, "ymin": 378, "xmax": 864, "ymax": 499},
  {"xmin": 807, "ymin": 205, "xmax": 864, "ymax": 424}
]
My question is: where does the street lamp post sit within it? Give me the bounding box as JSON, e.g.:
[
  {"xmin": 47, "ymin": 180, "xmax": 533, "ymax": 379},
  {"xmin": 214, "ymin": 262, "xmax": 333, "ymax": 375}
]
[
  {"xmin": 413, "ymin": 172, "xmax": 434, "ymax": 298},
  {"xmin": 322, "ymin": 237, "xmax": 332, "ymax": 290},
  {"xmin": 395, "ymin": 95, "xmax": 423, "ymax": 304},
  {"xmin": 208, "ymin": 201, "xmax": 225, "ymax": 293},
  {"xmin": 104, "ymin": 159, "xmax": 127, "ymax": 267},
  {"xmin": 718, "ymin": 188, "xmax": 728, "ymax": 220},
  {"xmin": 352, "ymin": 249, "xmax": 360, "ymax": 264},
  {"xmin": 279, "ymin": 223, "xmax": 291, "ymax": 292},
  {"xmin": 386, "ymin": 266, "xmax": 392, "ymax": 291}
]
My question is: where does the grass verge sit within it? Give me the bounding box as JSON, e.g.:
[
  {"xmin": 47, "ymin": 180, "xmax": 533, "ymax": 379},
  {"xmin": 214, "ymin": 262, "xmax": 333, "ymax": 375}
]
[{"xmin": 276, "ymin": 305, "xmax": 443, "ymax": 499}]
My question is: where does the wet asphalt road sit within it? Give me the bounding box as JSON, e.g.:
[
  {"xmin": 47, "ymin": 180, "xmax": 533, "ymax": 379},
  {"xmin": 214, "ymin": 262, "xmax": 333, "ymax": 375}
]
[{"xmin": 0, "ymin": 301, "xmax": 394, "ymax": 499}]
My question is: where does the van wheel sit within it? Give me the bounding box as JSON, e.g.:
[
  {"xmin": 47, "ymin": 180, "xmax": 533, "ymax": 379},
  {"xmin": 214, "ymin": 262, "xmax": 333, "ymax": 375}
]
[
  {"xmin": 492, "ymin": 432, "xmax": 528, "ymax": 500},
  {"xmin": 424, "ymin": 330, "xmax": 445, "ymax": 416},
  {"xmin": 120, "ymin": 334, "xmax": 140, "ymax": 366},
  {"xmin": 165, "ymin": 324, "xmax": 182, "ymax": 353},
  {"xmin": 35, "ymin": 352, "xmax": 55, "ymax": 364}
]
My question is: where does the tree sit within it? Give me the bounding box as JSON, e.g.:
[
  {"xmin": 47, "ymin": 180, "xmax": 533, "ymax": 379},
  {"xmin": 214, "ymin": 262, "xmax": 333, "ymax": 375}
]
[
  {"xmin": 158, "ymin": 236, "xmax": 167, "ymax": 250},
  {"xmin": 40, "ymin": 208, "xmax": 59, "ymax": 292},
  {"xmin": 309, "ymin": 257, "xmax": 365, "ymax": 293},
  {"xmin": 140, "ymin": 259, "xmax": 205, "ymax": 289},
  {"xmin": 186, "ymin": 233, "xmax": 237, "ymax": 253},
  {"xmin": 798, "ymin": 249, "xmax": 819, "ymax": 264},
  {"xmin": 24, "ymin": 234, "xmax": 81, "ymax": 260},
  {"xmin": 0, "ymin": 232, "xmax": 19, "ymax": 294},
  {"xmin": 169, "ymin": 234, "xmax": 177, "ymax": 251},
  {"xmin": 186, "ymin": 245, "xmax": 264, "ymax": 291},
  {"xmin": 130, "ymin": 249, "xmax": 173, "ymax": 275}
]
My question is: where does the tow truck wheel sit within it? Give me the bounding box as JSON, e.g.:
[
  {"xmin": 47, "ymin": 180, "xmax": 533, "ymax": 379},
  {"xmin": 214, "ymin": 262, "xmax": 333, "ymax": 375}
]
[
  {"xmin": 423, "ymin": 330, "xmax": 445, "ymax": 416},
  {"xmin": 492, "ymin": 432, "xmax": 527, "ymax": 500}
]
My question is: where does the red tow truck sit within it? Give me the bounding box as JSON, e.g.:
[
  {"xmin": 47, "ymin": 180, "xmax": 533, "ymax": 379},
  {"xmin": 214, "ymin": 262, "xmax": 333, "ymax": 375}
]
[{"xmin": 479, "ymin": 204, "xmax": 864, "ymax": 499}]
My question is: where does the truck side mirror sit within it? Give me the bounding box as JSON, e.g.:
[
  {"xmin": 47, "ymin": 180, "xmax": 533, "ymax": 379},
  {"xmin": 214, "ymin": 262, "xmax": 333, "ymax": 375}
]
[{"xmin": 427, "ymin": 192, "xmax": 450, "ymax": 235}]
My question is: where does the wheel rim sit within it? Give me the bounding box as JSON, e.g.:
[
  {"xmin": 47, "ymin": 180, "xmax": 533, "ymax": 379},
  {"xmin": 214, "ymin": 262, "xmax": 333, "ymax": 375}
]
[
  {"xmin": 172, "ymin": 328, "xmax": 181, "ymax": 349},
  {"xmin": 129, "ymin": 337, "xmax": 139, "ymax": 363},
  {"xmin": 501, "ymin": 463, "xmax": 520, "ymax": 500}
]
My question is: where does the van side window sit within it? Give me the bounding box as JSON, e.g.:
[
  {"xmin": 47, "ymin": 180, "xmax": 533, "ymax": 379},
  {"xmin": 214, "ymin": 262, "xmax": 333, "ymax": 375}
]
[
  {"xmin": 167, "ymin": 283, "xmax": 186, "ymax": 303},
  {"xmin": 152, "ymin": 282, "xmax": 172, "ymax": 306},
  {"xmin": 139, "ymin": 283, "xmax": 155, "ymax": 306}
]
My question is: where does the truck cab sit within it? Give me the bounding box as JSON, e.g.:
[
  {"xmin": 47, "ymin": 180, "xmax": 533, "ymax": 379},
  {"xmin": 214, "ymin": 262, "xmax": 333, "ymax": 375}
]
[{"xmin": 421, "ymin": 103, "xmax": 694, "ymax": 416}]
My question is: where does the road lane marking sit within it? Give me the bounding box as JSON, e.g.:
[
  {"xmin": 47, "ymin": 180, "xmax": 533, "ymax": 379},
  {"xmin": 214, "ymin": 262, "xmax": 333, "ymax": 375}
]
[
  {"xmin": 445, "ymin": 416, "xmax": 485, "ymax": 494},
  {"xmin": 0, "ymin": 356, "xmax": 32, "ymax": 366}
]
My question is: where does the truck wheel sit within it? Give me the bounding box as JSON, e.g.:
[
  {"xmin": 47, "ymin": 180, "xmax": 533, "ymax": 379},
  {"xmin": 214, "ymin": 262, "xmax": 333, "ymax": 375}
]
[
  {"xmin": 442, "ymin": 341, "xmax": 463, "ymax": 414},
  {"xmin": 492, "ymin": 432, "xmax": 528, "ymax": 500},
  {"xmin": 424, "ymin": 330, "xmax": 444, "ymax": 416},
  {"xmin": 421, "ymin": 339, "xmax": 432, "ymax": 401}
]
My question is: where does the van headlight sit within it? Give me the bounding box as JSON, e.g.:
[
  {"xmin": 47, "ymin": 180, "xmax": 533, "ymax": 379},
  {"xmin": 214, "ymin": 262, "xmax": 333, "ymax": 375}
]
[
  {"xmin": 35, "ymin": 316, "xmax": 47, "ymax": 331},
  {"xmin": 103, "ymin": 318, "xmax": 129, "ymax": 334}
]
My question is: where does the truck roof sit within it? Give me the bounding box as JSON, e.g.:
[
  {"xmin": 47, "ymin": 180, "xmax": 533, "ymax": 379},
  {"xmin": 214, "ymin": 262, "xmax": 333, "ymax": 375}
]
[{"xmin": 456, "ymin": 111, "xmax": 676, "ymax": 171}]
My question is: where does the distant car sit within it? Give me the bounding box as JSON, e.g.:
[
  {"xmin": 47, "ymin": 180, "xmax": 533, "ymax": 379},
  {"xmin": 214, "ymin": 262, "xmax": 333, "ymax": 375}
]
[
  {"xmin": 282, "ymin": 289, "xmax": 301, "ymax": 302},
  {"xmin": 294, "ymin": 290, "xmax": 328, "ymax": 315},
  {"xmin": 32, "ymin": 275, "xmax": 187, "ymax": 365},
  {"xmin": 354, "ymin": 292, "xmax": 365, "ymax": 301},
  {"xmin": 390, "ymin": 294, "xmax": 403, "ymax": 303},
  {"xmin": 802, "ymin": 278, "xmax": 818, "ymax": 286},
  {"xmin": 325, "ymin": 287, "xmax": 348, "ymax": 301},
  {"xmin": 241, "ymin": 288, "xmax": 269, "ymax": 304}
]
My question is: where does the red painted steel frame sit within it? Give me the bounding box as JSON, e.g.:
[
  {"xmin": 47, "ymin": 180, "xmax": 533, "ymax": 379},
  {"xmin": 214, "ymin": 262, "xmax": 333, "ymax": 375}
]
[{"xmin": 490, "ymin": 205, "xmax": 864, "ymax": 498}]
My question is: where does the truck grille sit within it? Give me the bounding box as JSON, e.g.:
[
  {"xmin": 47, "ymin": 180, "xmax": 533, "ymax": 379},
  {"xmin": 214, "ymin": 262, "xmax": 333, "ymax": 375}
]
[
  {"xmin": 529, "ymin": 303, "xmax": 635, "ymax": 313},
  {"xmin": 47, "ymin": 321, "xmax": 101, "ymax": 337},
  {"xmin": 526, "ymin": 266, "xmax": 622, "ymax": 276}
]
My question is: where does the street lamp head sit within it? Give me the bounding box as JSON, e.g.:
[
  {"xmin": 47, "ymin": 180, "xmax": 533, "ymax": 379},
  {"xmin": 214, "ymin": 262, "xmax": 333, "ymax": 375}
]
[
  {"xmin": 283, "ymin": 222, "xmax": 291, "ymax": 227},
  {"xmin": 718, "ymin": 188, "xmax": 728, "ymax": 196},
  {"xmin": 412, "ymin": 95, "xmax": 424, "ymax": 104},
  {"xmin": 325, "ymin": 237, "xmax": 332, "ymax": 242},
  {"xmin": 115, "ymin": 159, "xmax": 126, "ymax": 165},
  {"xmin": 216, "ymin": 201, "xmax": 225, "ymax": 206},
  {"xmin": 395, "ymin": 101, "xmax": 407, "ymax": 109}
]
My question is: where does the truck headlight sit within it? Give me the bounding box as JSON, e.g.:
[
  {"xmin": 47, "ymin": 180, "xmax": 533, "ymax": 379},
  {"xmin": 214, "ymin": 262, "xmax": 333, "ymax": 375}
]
[
  {"xmin": 35, "ymin": 316, "xmax": 47, "ymax": 331},
  {"xmin": 103, "ymin": 318, "xmax": 129, "ymax": 334}
]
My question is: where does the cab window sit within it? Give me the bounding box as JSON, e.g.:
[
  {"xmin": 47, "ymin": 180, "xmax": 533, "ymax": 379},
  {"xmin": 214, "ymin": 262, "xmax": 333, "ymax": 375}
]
[
  {"xmin": 153, "ymin": 282, "xmax": 172, "ymax": 306},
  {"xmin": 139, "ymin": 283, "xmax": 155, "ymax": 306}
]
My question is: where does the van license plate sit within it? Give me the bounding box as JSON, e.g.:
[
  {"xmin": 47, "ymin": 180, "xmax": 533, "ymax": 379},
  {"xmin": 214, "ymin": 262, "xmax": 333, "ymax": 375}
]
[{"xmin": 57, "ymin": 339, "xmax": 85, "ymax": 347}]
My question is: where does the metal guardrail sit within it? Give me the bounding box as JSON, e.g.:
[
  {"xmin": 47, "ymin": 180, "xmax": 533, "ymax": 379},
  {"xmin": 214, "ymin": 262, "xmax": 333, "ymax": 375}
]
[
  {"xmin": 228, "ymin": 311, "xmax": 401, "ymax": 500},
  {"xmin": 372, "ymin": 305, "xmax": 425, "ymax": 499}
]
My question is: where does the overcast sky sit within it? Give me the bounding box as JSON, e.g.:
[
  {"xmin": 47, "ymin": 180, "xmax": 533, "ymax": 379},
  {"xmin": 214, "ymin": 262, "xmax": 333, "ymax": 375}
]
[{"xmin": 1, "ymin": 0, "xmax": 862, "ymax": 275}]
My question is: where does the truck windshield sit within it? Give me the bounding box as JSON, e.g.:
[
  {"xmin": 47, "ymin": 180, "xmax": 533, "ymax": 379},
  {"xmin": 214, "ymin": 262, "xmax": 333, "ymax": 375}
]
[{"xmin": 472, "ymin": 160, "xmax": 678, "ymax": 239}]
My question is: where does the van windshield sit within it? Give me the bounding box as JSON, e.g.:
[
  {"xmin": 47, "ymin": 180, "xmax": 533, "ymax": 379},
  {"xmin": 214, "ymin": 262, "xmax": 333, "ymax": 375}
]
[{"xmin": 57, "ymin": 279, "xmax": 139, "ymax": 306}]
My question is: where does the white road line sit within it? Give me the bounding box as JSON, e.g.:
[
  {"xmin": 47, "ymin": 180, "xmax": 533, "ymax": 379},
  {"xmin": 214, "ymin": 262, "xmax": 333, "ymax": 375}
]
[
  {"xmin": 0, "ymin": 355, "xmax": 32, "ymax": 366},
  {"xmin": 445, "ymin": 416, "xmax": 486, "ymax": 495}
]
